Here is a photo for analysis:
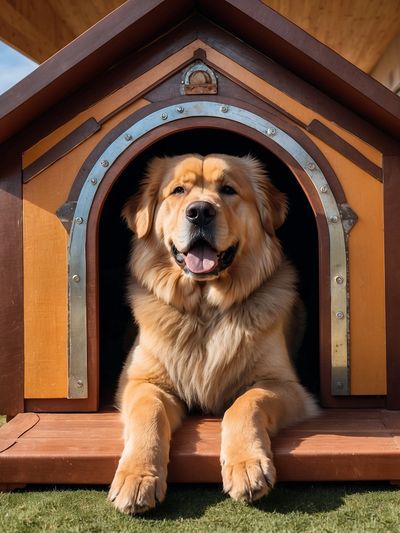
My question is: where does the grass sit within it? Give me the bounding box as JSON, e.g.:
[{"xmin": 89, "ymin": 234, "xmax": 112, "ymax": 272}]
[
  {"xmin": 1, "ymin": 416, "xmax": 400, "ymax": 532},
  {"xmin": 1, "ymin": 482, "xmax": 400, "ymax": 533}
]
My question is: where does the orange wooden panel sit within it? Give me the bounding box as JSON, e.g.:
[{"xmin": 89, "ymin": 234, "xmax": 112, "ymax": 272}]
[
  {"xmin": 307, "ymin": 137, "xmax": 386, "ymax": 395},
  {"xmin": 1, "ymin": 411, "xmax": 400, "ymax": 485},
  {"xmin": 23, "ymin": 98, "xmax": 150, "ymax": 399}
]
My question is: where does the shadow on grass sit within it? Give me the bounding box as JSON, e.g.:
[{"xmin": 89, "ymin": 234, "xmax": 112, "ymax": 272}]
[
  {"xmin": 146, "ymin": 482, "xmax": 397, "ymax": 520},
  {"xmin": 13, "ymin": 481, "xmax": 396, "ymax": 520}
]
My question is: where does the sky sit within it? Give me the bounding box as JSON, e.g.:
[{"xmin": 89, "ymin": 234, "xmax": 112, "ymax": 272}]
[{"xmin": 0, "ymin": 40, "xmax": 38, "ymax": 95}]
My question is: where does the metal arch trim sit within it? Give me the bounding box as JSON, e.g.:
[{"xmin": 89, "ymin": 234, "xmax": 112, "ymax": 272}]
[{"xmin": 67, "ymin": 101, "xmax": 352, "ymax": 398}]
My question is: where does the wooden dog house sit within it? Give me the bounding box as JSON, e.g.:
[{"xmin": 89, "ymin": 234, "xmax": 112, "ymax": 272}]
[{"xmin": 1, "ymin": 0, "xmax": 400, "ymax": 488}]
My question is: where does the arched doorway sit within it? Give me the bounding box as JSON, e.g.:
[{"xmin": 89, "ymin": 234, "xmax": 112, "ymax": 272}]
[{"xmin": 67, "ymin": 100, "xmax": 354, "ymax": 408}]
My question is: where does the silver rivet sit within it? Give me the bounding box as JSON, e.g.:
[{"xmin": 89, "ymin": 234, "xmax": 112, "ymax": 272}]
[
  {"xmin": 336, "ymin": 381, "xmax": 344, "ymax": 390},
  {"xmin": 176, "ymin": 106, "xmax": 184, "ymax": 113},
  {"xmin": 90, "ymin": 178, "xmax": 98, "ymax": 185},
  {"xmin": 330, "ymin": 215, "xmax": 339, "ymax": 223},
  {"xmin": 220, "ymin": 105, "xmax": 229, "ymax": 113},
  {"xmin": 307, "ymin": 162, "xmax": 316, "ymax": 171},
  {"xmin": 76, "ymin": 380, "xmax": 83, "ymax": 388},
  {"xmin": 336, "ymin": 311, "xmax": 345, "ymax": 319},
  {"xmin": 161, "ymin": 112, "xmax": 168, "ymax": 120},
  {"xmin": 266, "ymin": 127, "xmax": 276, "ymax": 136},
  {"xmin": 335, "ymin": 275, "xmax": 344, "ymax": 285},
  {"xmin": 124, "ymin": 133, "xmax": 132, "ymax": 141},
  {"xmin": 72, "ymin": 274, "xmax": 80, "ymax": 283},
  {"xmin": 101, "ymin": 160, "xmax": 109, "ymax": 167},
  {"xmin": 75, "ymin": 217, "xmax": 83, "ymax": 225},
  {"xmin": 320, "ymin": 185, "xmax": 328, "ymax": 193}
]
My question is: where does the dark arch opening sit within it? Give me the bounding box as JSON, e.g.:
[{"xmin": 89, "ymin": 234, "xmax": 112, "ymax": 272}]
[{"xmin": 99, "ymin": 128, "xmax": 319, "ymax": 409}]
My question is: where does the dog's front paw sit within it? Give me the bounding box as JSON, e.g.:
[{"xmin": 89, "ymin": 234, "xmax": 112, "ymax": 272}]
[
  {"xmin": 221, "ymin": 456, "xmax": 276, "ymax": 502},
  {"xmin": 108, "ymin": 467, "xmax": 167, "ymax": 514}
]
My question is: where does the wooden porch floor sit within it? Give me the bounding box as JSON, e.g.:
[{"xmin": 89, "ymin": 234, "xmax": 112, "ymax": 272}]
[{"xmin": 1, "ymin": 409, "xmax": 400, "ymax": 486}]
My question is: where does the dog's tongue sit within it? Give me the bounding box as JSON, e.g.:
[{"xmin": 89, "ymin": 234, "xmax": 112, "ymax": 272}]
[{"xmin": 185, "ymin": 242, "xmax": 218, "ymax": 274}]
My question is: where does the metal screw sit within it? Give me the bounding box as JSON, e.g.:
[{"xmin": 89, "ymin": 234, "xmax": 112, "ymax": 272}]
[
  {"xmin": 124, "ymin": 133, "xmax": 132, "ymax": 141},
  {"xmin": 76, "ymin": 379, "xmax": 83, "ymax": 388},
  {"xmin": 335, "ymin": 275, "xmax": 344, "ymax": 285},
  {"xmin": 330, "ymin": 215, "xmax": 339, "ymax": 224},
  {"xmin": 176, "ymin": 106, "xmax": 184, "ymax": 113},
  {"xmin": 100, "ymin": 160, "xmax": 109, "ymax": 167},
  {"xmin": 320, "ymin": 185, "xmax": 328, "ymax": 194},
  {"xmin": 90, "ymin": 178, "xmax": 98, "ymax": 185},
  {"xmin": 336, "ymin": 311, "xmax": 345, "ymax": 319},
  {"xmin": 307, "ymin": 162, "xmax": 316, "ymax": 171},
  {"xmin": 266, "ymin": 127, "xmax": 276, "ymax": 136},
  {"xmin": 75, "ymin": 217, "xmax": 83, "ymax": 225},
  {"xmin": 220, "ymin": 105, "xmax": 229, "ymax": 113},
  {"xmin": 161, "ymin": 112, "xmax": 168, "ymax": 120},
  {"xmin": 72, "ymin": 274, "xmax": 80, "ymax": 283}
]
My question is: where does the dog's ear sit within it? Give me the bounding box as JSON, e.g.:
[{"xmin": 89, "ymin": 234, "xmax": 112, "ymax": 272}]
[
  {"xmin": 121, "ymin": 158, "xmax": 164, "ymax": 238},
  {"xmin": 265, "ymin": 184, "xmax": 288, "ymax": 231},
  {"xmin": 122, "ymin": 194, "xmax": 153, "ymax": 239},
  {"xmin": 244, "ymin": 156, "xmax": 288, "ymax": 235}
]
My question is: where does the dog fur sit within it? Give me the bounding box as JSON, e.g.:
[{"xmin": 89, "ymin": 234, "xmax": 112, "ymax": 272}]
[{"xmin": 108, "ymin": 154, "xmax": 317, "ymax": 514}]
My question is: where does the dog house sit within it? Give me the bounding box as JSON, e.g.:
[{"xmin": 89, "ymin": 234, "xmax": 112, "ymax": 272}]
[{"xmin": 1, "ymin": 0, "xmax": 400, "ymax": 488}]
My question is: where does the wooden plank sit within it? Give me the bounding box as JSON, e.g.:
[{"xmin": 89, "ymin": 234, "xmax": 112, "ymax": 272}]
[
  {"xmin": 1, "ymin": 411, "xmax": 400, "ymax": 485},
  {"xmin": 23, "ymin": 118, "xmax": 102, "ymax": 182},
  {"xmin": 384, "ymin": 155, "xmax": 400, "ymax": 409},
  {"xmin": 307, "ymin": 120, "xmax": 382, "ymax": 181},
  {"xmin": 0, "ymin": 151, "xmax": 24, "ymax": 417}
]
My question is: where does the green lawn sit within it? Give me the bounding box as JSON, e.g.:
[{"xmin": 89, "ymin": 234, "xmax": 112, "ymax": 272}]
[{"xmin": 1, "ymin": 482, "xmax": 400, "ymax": 533}]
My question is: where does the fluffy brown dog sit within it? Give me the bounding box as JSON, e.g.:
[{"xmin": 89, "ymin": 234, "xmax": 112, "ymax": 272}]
[{"xmin": 108, "ymin": 154, "xmax": 317, "ymax": 514}]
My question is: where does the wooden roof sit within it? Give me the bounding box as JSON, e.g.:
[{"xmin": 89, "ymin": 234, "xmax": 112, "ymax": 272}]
[
  {"xmin": 0, "ymin": 0, "xmax": 399, "ymax": 147},
  {"xmin": 2, "ymin": 0, "xmax": 400, "ymax": 74}
]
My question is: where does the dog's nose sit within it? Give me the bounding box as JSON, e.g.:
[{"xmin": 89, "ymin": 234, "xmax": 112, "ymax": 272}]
[{"xmin": 186, "ymin": 201, "xmax": 216, "ymax": 226}]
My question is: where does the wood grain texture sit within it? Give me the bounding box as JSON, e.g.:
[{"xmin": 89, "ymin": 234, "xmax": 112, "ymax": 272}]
[
  {"xmin": 1, "ymin": 410, "xmax": 400, "ymax": 484},
  {"xmin": 0, "ymin": 152, "xmax": 24, "ymax": 417},
  {"xmin": 384, "ymin": 155, "xmax": 400, "ymax": 409},
  {"xmin": 262, "ymin": 0, "xmax": 400, "ymax": 74}
]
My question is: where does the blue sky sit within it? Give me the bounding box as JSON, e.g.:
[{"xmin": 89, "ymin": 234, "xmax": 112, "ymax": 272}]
[{"xmin": 0, "ymin": 41, "xmax": 38, "ymax": 95}]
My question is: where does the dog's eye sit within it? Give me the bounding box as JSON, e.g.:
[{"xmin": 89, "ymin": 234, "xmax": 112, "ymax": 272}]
[
  {"xmin": 171, "ymin": 186, "xmax": 185, "ymax": 195},
  {"xmin": 219, "ymin": 184, "xmax": 237, "ymax": 195}
]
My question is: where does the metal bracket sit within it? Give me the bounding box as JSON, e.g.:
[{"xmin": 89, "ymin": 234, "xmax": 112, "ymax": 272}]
[
  {"xmin": 56, "ymin": 201, "xmax": 77, "ymax": 233},
  {"xmin": 180, "ymin": 61, "xmax": 218, "ymax": 95}
]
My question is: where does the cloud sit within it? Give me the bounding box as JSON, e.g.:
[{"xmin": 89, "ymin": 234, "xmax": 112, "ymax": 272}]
[{"xmin": 0, "ymin": 41, "xmax": 38, "ymax": 94}]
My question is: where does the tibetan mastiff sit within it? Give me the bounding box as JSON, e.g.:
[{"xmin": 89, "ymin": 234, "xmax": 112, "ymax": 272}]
[{"xmin": 109, "ymin": 154, "xmax": 317, "ymax": 514}]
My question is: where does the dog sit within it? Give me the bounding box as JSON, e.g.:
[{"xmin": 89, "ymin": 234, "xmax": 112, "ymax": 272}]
[{"xmin": 108, "ymin": 154, "xmax": 317, "ymax": 514}]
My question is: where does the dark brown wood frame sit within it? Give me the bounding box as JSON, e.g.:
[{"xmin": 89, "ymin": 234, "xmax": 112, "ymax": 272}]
[
  {"xmin": 0, "ymin": 151, "xmax": 24, "ymax": 418},
  {"xmin": 384, "ymin": 155, "xmax": 400, "ymax": 409}
]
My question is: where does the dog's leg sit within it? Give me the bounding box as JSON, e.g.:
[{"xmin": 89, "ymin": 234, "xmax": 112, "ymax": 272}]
[
  {"xmin": 220, "ymin": 381, "xmax": 314, "ymax": 502},
  {"xmin": 108, "ymin": 381, "xmax": 184, "ymax": 514}
]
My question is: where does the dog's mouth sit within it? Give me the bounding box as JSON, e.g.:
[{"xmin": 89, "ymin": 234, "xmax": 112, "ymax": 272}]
[{"xmin": 171, "ymin": 239, "xmax": 238, "ymax": 277}]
